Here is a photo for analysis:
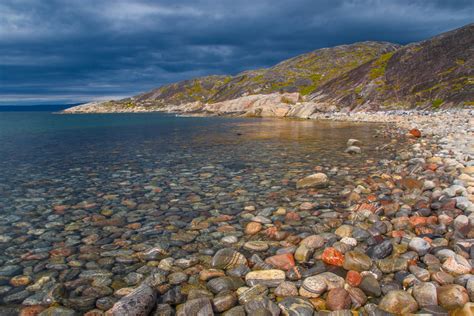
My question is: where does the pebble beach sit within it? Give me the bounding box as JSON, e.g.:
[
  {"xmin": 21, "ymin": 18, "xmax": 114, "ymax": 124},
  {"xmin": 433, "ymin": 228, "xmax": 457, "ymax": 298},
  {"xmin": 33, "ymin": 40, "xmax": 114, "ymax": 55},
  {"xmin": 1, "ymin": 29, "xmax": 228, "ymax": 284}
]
[{"xmin": 0, "ymin": 109, "xmax": 473, "ymax": 316}]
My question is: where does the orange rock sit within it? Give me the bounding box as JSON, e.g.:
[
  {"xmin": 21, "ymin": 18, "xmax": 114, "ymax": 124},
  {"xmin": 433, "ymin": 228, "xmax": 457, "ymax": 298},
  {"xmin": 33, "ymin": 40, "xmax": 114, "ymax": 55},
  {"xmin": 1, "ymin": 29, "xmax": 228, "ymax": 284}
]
[
  {"xmin": 416, "ymin": 226, "xmax": 434, "ymax": 235},
  {"xmin": 409, "ymin": 216, "xmax": 428, "ymax": 227},
  {"xmin": 322, "ymin": 247, "xmax": 344, "ymax": 266},
  {"xmin": 367, "ymin": 195, "xmax": 377, "ymax": 202},
  {"xmin": 392, "ymin": 230, "xmax": 406, "ymax": 238},
  {"xmin": 216, "ymin": 225, "xmax": 235, "ymax": 233},
  {"xmin": 10, "ymin": 275, "xmax": 31, "ymax": 287},
  {"xmin": 19, "ymin": 306, "xmax": 46, "ymax": 316},
  {"xmin": 53, "ymin": 205, "xmax": 67, "ymax": 214},
  {"xmin": 426, "ymin": 163, "xmax": 438, "ymax": 171},
  {"xmin": 213, "ymin": 214, "xmax": 233, "ymax": 222},
  {"xmin": 50, "ymin": 247, "xmax": 73, "ymax": 257},
  {"xmin": 245, "ymin": 222, "xmax": 262, "ymax": 235},
  {"xmin": 356, "ymin": 203, "xmax": 377, "ymax": 213},
  {"xmin": 409, "ymin": 128, "xmax": 421, "ymax": 138},
  {"xmin": 285, "ymin": 212, "xmax": 301, "ymax": 221},
  {"xmin": 265, "ymin": 253, "xmax": 295, "ymax": 270},
  {"xmin": 126, "ymin": 223, "xmax": 141, "ymax": 230},
  {"xmin": 346, "ymin": 270, "xmax": 362, "ymax": 287},
  {"xmin": 265, "ymin": 227, "xmax": 278, "ymax": 238}
]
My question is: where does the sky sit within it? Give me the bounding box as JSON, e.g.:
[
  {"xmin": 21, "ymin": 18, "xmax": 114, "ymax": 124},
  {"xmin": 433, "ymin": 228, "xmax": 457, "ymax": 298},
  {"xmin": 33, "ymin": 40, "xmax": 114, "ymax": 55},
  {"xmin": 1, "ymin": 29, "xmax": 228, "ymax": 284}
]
[{"xmin": 0, "ymin": 0, "xmax": 472, "ymax": 105}]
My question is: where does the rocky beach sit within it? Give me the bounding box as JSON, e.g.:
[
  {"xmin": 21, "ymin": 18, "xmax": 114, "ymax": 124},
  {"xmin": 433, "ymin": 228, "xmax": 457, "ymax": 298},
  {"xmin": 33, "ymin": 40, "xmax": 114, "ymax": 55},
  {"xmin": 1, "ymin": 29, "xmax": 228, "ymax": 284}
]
[{"xmin": 0, "ymin": 108, "xmax": 472, "ymax": 315}]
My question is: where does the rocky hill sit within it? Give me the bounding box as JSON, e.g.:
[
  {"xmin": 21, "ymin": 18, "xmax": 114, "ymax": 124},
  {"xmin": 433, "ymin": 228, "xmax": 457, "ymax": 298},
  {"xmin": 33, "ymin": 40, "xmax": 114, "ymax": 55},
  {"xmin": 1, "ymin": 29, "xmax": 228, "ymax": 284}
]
[
  {"xmin": 64, "ymin": 24, "xmax": 473, "ymax": 115},
  {"xmin": 308, "ymin": 23, "xmax": 474, "ymax": 110},
  {"xmin": 103, "ymin": 41, "xmax": 399, "ymax": 109}
]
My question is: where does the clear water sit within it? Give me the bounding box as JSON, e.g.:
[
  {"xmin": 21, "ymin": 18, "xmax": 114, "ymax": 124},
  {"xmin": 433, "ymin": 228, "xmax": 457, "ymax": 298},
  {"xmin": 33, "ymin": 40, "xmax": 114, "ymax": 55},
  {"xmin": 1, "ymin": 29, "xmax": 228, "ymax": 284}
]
[{"xmin": 0, "ymin": 111, "xmax": 393, "ymax": 309}]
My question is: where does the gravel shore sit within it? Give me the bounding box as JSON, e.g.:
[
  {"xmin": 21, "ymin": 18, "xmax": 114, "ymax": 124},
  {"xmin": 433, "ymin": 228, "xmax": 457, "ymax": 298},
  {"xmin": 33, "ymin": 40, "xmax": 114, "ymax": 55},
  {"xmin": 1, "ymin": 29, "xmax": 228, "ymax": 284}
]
[{"xmin": 2, "ymin": 109, "xmax": 473, "ymax": 315}]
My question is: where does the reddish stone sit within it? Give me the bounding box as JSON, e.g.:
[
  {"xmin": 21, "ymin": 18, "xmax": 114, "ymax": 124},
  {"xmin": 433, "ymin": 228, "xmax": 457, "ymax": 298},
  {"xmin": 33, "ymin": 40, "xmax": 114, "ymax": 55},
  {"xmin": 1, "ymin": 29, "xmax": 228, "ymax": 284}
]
[
  {"xmin": 265, "ymin": 253, "xmax": 295, "ymax": 270},
  {"xmin": 265, "ymin": 227, "xmax": 278, "ymax": 238},
  {"xmin": 409, "ymin": 216, "xmax": 428, "ymax": 227},
  {"xmin": 19, "ymin": 306, "xmax": 47, "ymax": 316},
  {"xmin": 322, "ymin": 247, "xmax": 344, "ymax": 266},
  {"xmin": 409, "ymin": 128, "xmax": 421, "ymax": 138},
  {"xmin": 216, "ymin": 225, "xmax": 235, "ymax": 233},
  {"xmin": 425, "ymin": 163, "xmax": 438, "ymax": 171},
  {"xmin": 392, "ymin": 230, "xmax": 406, "ymax": 238},
  {"xmin": 214, "ymin": 214, "xmax": 233, "ymax": 222},
  {"xmin": 401, "ymin": 178, "xmax": 423, "ymax": 190},
  {"xmin": 127, "ymin": 223, "xmax": 141, "ymax": 229},
  {"xmin": 356, "ymin": 203, "xmax": 377, "ymax": 213},
  {"xmin": 50, "ymin": 247, "xmax": 73, "ymax": 257},
  {"xmin": 367, "ymin": 195, "xmax": 377, "ymax": 202},
  {"xmin": 245, "ymin": 222, "xmax": 262, "ymax": 235},
  {"xmin": 285, "ymin": 212, "xmax": 301, "ymax": 221},
  {"xmin": 326, "ymin": 288, "xmax": 351, "ymax": 311},
  {"xmin": 416, "ymin": 226, "xmax": 434, "ymax": 235},
  {"xmin": 346, "ymin": 270, "xmax": 362, "ymax": 287},
  {"xmin": 53, "ymin": 205, "xmax": 67, "ymax": 214}
]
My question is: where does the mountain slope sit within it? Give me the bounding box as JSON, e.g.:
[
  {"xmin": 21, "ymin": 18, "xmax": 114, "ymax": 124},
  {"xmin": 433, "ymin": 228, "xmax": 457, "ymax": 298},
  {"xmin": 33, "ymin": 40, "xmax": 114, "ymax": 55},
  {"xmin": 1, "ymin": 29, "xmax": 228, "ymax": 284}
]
[
  {"xmin": 65, "ymin": 24, "xmax": 473, "ymax": 114},
  {"xmin": 308, "ymin": 24, "xmax": 474, "ymax": 110},
  {"xmin": 113, "ymin": 41, "xmax": 399, "ymax": 108}
]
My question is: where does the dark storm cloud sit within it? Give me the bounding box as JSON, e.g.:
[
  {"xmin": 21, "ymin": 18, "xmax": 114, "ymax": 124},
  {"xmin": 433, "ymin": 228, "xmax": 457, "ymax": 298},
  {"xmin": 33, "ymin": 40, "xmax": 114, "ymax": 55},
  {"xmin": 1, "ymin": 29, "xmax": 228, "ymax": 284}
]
[{"xmin": 1, "ymin": 0, "xmax": 472, "ymax": 105}]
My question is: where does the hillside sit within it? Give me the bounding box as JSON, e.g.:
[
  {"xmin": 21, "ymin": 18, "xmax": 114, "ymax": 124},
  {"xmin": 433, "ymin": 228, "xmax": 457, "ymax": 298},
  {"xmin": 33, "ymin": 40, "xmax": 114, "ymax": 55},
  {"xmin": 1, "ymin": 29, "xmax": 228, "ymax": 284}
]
[
  {"xmin": 111, "ymin": 41, "xmax": 399, "ymax": 108},
  {"xmin": 308, "ymin": 23, "xmax": 474, "ymax": 110},
  {"xmin": 64, "ymin": 24, "xmax": 473, "ymax": 115}
]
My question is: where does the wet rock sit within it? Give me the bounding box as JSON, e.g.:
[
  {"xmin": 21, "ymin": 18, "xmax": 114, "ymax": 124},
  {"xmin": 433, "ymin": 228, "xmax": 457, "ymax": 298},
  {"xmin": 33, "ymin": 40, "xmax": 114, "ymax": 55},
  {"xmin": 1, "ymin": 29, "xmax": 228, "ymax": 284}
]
[
  {"xmin": 442, "ymin": 254, "xmax": 472, "ymax": 275},
  {"xmin": 211, "ymin": 248, "xmax": 247, "ymax": 270},
  {"xmin": 243, "ymin": 241, "xmax": 269, "ymax": 252},
  {"xmin": 265, "ymin": 254, "xmax": 295, "ymax": 270},
  {"xmin": 409, "ymin": 237, "xmax": 431, "ymax": 255},
  {"xmin": 238, "ymin": 284, "xmax": 268, "ymax": 305},
  {"xmin": 377, "ymin": 257, "xmax": 408, "ymax": 273},
  {"xmin": 245, "ymin": 269, "xmax": 285, "ymax": 287},
  {"xmin": 359, "ymin": 275, "xmax": 381, "ymax": 297},
  {"xmin": 378, "ymin": 290, "xmax": 418, "ymax": 314},
  {"xmin": 222, "ymin": 306, "xmax": 245, "ymax": 316},
  {"xmin": 342, "ymin": 251, "xmax": 371, "ymax": 272},
  {"xmin": 178, "ymin": 297, "xmax": 213, "ymax": 316},
  {"xmin": 212, "ymin": 291, "xmax": 237, "ymax": 313},
  {"xmin": 437, "ymin": 284, "xmax": 469, "ymax": 310},
  {"xmin": 345, "ymin": 146, "xmax": 361, "ymax": 154},
  {"xmin": 413, "ymin": 282, "xmax": 438, "ymax": 307},
  {"xmin": 294, "ymin": 245, "xmax": 312, "ymax": 262},
  {"xmin": 321, "ymin": 247, "xmax": 344, "ymax": 266},
  {"xmin": 38, "ymin": 307, "xmax": 78, "ymax": 316},
  {"xmin": 278, "ymin": 297, "xmax": 314, "ymax": 316},
  {"xmin": 105, "ymin": 284, "xmax": 156, "ymax": 316},
  {"xmin": 326, "ymin": 288, "xmax": 351, "ymax": 311},
  {"xmin": 300, "ymin": 275, "xmax": 327, "ymax": 298},
  {"xmin": 366, "ymin": 240, "xmax": 393, "ymax": 259},
  {"xmin": 345, "ymin": 270, "xmax": 362, "ymax": 287},
  {"xmin": 245, "ymin": 222, "xmax": 262, "ymax": 235},
  {"xmin": 296, "ymin": 173, "xmax": 328, "ymax": 189},
  {"xmin": 153, "ymin": 304, "xmax": 174, "ymax": 316},
  {"xmin": 207, "ymin": 276, "xmax": 244, "ymax": 294},
  {"xmin": 274, "ymin": 281, "xmax": 298, "ymax": 297},
  {"xmin": 244, "ymin": 296, "xmax": 279, "ymax": 316},
  {"xmin": 418, "ymin": 305, "xmax": 449, "ymax": 316}
]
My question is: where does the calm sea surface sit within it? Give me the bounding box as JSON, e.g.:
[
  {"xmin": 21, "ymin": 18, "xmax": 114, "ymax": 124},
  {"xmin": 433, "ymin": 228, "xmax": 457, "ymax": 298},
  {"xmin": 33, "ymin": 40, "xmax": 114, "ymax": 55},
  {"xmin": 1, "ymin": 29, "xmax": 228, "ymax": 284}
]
[{"xmin": 0, "ymin": 111, "xmax": 394, "ymax": 310}]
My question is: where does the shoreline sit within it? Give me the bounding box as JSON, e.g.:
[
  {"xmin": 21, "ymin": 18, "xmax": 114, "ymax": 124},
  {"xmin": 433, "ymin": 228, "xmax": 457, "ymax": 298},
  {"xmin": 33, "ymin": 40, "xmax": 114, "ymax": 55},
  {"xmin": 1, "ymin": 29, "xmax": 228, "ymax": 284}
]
[
  {"xmin": 5, "ymin": 108, "xmax": 474, "ymax": 315},
  {"xmin": 105, "ymin": 110, "xmax": 473, "ymax": 314}
]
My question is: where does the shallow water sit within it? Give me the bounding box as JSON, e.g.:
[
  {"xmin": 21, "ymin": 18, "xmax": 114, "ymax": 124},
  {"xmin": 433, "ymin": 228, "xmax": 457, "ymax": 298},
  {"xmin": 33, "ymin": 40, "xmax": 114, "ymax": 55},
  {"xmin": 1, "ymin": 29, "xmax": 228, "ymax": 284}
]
[{"xmin": 0, "ymin": 111, "xmax": 395, "ymax": 309}]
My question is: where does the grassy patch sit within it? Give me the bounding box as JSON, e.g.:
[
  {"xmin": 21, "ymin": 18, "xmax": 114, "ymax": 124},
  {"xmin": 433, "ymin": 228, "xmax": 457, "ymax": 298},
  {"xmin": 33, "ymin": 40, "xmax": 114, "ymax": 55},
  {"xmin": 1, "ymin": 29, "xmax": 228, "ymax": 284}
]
[
  {"xmin": 431, "ymin": 98, "xmax": 444, "ymax": 108},
  {"xmin": 369, "ymin": 52, "xmax": 394, "ymax": 80}
]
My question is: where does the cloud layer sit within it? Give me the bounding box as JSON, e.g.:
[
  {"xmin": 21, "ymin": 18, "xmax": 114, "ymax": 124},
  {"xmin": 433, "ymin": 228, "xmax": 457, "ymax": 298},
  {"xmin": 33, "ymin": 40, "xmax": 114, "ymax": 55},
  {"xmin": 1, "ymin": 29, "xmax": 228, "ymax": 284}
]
[{"xmin": 1, "ymin": 0, "xmax": 472, "ymax": 105}]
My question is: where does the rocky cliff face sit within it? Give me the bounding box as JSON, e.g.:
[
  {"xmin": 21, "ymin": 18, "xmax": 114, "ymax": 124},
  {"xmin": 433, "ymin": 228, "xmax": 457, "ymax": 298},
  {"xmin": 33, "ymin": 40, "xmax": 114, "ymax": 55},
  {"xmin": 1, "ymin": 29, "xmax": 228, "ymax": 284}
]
[
  {"xmin": 308, "ymin": 24, "xmax": 474, "ymax": 110},
  {"xmin": 65, "ymin": 24, "xmax": 473, "ymax": 115}
]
